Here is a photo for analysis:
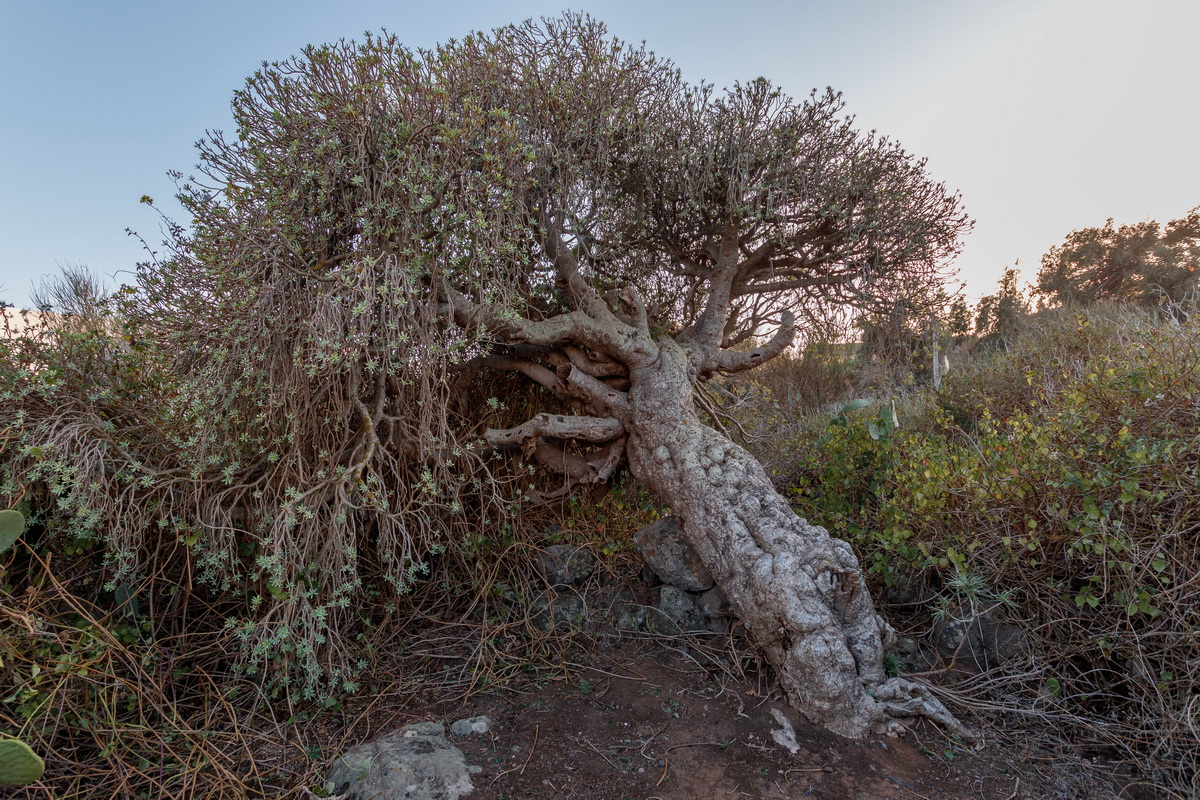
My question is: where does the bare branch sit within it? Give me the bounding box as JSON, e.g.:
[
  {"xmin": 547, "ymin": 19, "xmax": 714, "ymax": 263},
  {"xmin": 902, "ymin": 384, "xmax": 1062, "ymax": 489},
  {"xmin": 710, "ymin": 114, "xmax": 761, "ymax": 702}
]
[
  {"xmin": 525, "ymin": 435, "xmax": 625, "ymax": 490},
  {"xmin": 618, "ymin": 287, "xmax": 651, "ymax": 335},
  {"xmin": 561, "ymin": 346, "xmax": 627, "ymax": 377},
  {"xmin": 470, "ymin": 355, "xmax": 562, "ymax": 395},
  {"xmin": 486, "ymin": 413, "xmax": 628, "ymax": 489},
  {"xmin": 537, "ymin": 212, "xmax": 656, "ymax": 362},
  {"xmin": 709, "ymin": 311, "xmax": 795, "ymax": 375},
  {"xmin": 679, "ymin": 225, "xmax": 740, "ymax": 348},
  {"xmin": 587, "ymin": 435, "xmax": 626, "ymax": 482},
  {"xmin": 527, "ymin": 441, "xmax": 597, "ymax": 482},
  {"xmin": 462, "ymin": 348, "xmax": 629, "ymax": 418},
  {"xmin": 555, "ymin": 363, "xmax": 631, "ymax": 418},
  {"xmin": 438, "ymin": 282, "xmax": 652, "ymax": 365},
  {"xmin": 484, "ymin": 413, "xmax": 625, "ymax": 447},
  {"xmin": 732, "ymin": 274, "xmax": 856, "ymax": 299}
]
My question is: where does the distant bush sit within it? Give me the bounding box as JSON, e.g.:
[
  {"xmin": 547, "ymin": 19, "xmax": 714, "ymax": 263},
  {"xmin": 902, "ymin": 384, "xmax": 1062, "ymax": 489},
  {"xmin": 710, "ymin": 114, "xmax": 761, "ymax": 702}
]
[
  {"xmin": 791, "ymin": 305, "xmax": 1200, "ymax": 792},
  {"xmin": 752, "ymin": 341, "xmax": 856, "ymax": 415}
]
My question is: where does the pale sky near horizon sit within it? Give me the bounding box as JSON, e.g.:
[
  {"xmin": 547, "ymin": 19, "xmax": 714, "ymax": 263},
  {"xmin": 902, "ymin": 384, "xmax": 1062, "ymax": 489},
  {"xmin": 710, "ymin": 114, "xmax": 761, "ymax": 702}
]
[{"xmin": 2, "ymin": 0, "xmax": 1196, "ymax": 309}]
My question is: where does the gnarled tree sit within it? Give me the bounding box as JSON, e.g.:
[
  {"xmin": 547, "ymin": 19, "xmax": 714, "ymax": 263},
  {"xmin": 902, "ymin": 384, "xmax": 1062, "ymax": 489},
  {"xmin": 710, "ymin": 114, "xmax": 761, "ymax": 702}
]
[{"xmin": 116, "ymin": 16, "xmax": 970, "ymax": 735}]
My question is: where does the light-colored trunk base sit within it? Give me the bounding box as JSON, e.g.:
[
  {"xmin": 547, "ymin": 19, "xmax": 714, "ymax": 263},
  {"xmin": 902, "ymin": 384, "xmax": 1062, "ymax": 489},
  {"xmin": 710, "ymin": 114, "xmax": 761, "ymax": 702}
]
[{"xmin": 626, "ymin": 341, "xmax": 968, "ymax": 739}]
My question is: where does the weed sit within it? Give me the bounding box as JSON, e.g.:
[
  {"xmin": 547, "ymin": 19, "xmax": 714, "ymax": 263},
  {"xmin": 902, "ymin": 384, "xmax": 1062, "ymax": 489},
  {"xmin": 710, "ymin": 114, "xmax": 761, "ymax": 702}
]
[{"xmin": 882, "ymin": 652, "xmax": 904, "ymax": 679}]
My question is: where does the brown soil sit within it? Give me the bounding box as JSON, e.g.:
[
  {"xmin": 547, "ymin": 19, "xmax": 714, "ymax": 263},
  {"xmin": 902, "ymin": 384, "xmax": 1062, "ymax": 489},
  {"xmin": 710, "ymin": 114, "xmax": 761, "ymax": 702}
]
[{"xmin": 324, "ymin": 633, "xmax": 1145, "ymax": 800}]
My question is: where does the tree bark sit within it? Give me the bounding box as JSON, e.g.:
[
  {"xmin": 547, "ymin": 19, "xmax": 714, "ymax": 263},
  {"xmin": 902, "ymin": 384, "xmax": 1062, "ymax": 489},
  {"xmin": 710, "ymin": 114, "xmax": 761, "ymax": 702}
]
[
  {"xmin": 624, "ymin": 339, "xmax": 890, "ymax": 737},
  {"xmin": 470, "ymin": 291, "xmax": 967, "ymax": 738}
]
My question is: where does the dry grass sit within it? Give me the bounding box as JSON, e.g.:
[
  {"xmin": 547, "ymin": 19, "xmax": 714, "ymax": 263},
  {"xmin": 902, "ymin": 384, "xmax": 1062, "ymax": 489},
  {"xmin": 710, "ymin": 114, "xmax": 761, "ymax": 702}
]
[{"xmin": 0, "ymin": 475, "xmax": 662, "ymax": 798}]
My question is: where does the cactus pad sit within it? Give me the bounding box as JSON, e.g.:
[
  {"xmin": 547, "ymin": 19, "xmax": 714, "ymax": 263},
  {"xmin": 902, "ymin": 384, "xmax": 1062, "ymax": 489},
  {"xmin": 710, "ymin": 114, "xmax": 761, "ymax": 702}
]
[
  {"xmin": 0, "ymin": 509, "xmax": 25, "ymax": 555},
  {"xmin": 0, "ymin": 738, "xmax": 45, "ymax": 786}
]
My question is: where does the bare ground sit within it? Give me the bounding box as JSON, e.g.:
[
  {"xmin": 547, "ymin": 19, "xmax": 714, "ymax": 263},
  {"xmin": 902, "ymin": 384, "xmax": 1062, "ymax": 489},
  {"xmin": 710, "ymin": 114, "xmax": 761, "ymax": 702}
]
[{"xmin": 308, "ymin": 631, "xmax": 1150, "ymax": 800}]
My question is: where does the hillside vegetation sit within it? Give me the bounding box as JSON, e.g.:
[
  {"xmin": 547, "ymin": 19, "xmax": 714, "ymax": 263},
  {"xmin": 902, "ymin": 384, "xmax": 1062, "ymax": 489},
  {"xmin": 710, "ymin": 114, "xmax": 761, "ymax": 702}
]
[
  {"xmin": 749, "ymin": 304, "xmax": 1199, "ymax": 794},
  {"xmin": 11, "ymin": 293, "xmax": 1199, "ymax": 796}
]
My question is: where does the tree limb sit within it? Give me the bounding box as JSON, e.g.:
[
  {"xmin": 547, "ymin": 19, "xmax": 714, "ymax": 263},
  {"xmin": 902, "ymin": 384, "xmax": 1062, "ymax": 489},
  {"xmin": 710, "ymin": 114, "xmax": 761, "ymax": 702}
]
[
  {"xmin": 537, "ymin": 211, "xmax": 655, "ymax": 362},
  {"xmin": 486, "ymin": 414, "xmax": 629, "ymax": 489},
  {"xmin": 709, "ymin": 311, "xmax": 795, "ymax": 375},
  {"xmin": 525, "ymin": 436, "xmax": 626, "ymax": 487},
  {"xmin": 555, "ymin": 363, "xmax": 630, "ymax": 418},
  {"xmin": 472, "ymin": 355, "xmax": 563, "ymax": 395},
  {"xmin": 679, "ymin": 224, "xmax": 740, "ymax": 348},
  {"xmin": 438, "ymin": 281, "xmax": 651, "ymax": 365},
  {"xmin": 587, "ymin": 435, "xmax": 626, "ymax": 482},
  {"xmin": 484, "ymin": 413, "xmax": 625, "ymax": 447},
  {"xmin": 561, "ymin": 345, "xmax": 627, "ymax": 377}
]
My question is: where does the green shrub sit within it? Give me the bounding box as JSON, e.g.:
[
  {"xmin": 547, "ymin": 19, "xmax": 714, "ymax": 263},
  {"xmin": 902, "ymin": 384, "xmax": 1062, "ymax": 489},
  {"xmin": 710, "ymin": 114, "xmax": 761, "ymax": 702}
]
[{"xmin": 791, "ymin": 306, "xmax": 1200, "ymax": 791}]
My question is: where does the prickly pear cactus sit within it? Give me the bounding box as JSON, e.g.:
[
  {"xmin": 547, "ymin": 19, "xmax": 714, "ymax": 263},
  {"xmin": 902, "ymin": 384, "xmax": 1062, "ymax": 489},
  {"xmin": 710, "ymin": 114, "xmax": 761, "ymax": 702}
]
[
  {"xmin": 0, "ymin": 509, "xmax": 25, "ymax": 554},
  {"xmin": 0, "ymin": 737, "xmax": 45, "ymax": 786}
]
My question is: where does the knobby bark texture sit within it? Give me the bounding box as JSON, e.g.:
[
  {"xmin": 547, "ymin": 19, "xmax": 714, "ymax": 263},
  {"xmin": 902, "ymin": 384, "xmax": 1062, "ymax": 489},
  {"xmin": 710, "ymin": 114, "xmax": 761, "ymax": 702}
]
[
  {"xmin": 467, "ymin": 205, "xmax": 969, "ymax": 739},
  {"xmin": 620, "ymin": 340, "xmax": 964, "ymax": 738},
  {"xmin": 626, "ymin": 341, "xmax": 881, "ymax": 734}
]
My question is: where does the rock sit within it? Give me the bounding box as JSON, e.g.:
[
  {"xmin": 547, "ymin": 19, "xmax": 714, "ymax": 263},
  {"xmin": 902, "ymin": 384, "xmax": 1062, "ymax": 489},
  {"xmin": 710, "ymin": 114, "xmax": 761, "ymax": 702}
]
[
  {"xmin": 889, "ymin": 635, "xmax": 936, "ymax": 674},
  {"xmin": 529, "ymin": 590, "xmax": 587, "ymax": 631},
  {"xmin": 609, "ymin": 589, "xmax": 647, "ymax": 631},
  {"xmin": 697, "ymin": 586, "xmax": 727, "ymax": 619},
  {"xmin": 633, "ymin": 516, "xmax": 714, "ymax": 592},
  {"xmin": 536, "ymin": 544, "xmax": 596, "ymax": 587},
  {"xmin": 934, "ymin": 608, "xmax": 1029, "ymax": 669},
  {"xmin": 769, "ymin": 708, "xmax": 803, "ymax": 755},
  {"xmin": 326, "ymin": 721, "xmax": 481, "ymax": 800},
  {"xmin": 639, "ymin": 562, "xmax": 662, "ymax": 588},
  {"xmin": 648, "ymin": 585, "xmax": 707, "ymax": 634},
  {"xmin": 697, "ymin": 586, "xmax": 731, "ymax": 634},
  {"xmin": 449, "ymin": 716, "xmax": 492, "ymax": 737}
]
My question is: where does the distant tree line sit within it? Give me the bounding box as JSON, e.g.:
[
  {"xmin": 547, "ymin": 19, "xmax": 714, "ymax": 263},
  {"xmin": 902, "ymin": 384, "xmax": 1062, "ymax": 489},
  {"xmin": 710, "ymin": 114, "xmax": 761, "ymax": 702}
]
[
  {"xmin": 1036, "ymin": 207, "xmax": 1200, "ymax": 307},
  {"xmin": 845, "ymin": 205, "xmax": 1198, "ymax": 388}
]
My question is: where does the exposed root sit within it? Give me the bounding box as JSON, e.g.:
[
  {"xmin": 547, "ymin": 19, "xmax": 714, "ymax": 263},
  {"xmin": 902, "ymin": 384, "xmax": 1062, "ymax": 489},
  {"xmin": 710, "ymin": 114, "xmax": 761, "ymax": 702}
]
[{"xmin": 871, "ymin": 678, "xmax": 980, "ymax": 743}]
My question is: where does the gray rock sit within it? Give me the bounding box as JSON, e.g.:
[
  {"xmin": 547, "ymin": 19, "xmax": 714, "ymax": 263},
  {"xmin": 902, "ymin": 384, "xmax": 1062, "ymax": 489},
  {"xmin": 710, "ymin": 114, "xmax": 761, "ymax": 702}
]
[
  {"xmin": 934, "ymin": 608, "xmax": 1029, "ymax": 669},
  {"xmin": 697, "ymin": 586, "xmax": 727, "ymax": 619},
  {"xmin": 697, "ymin": 586, "xmax": 731, "ymax": 633},
  {"xmin": 326, "ymin": 721, "xmax": 481, "ymax": 800},
  {"xmin": 449, "ymin": 716, "xmax": 492, "ymax": 737},
  {"xmin": 609, "ymin": 589, "xmax": 647, "ymax": 631},
  {"xmin": 529, "ymin": 590, "xmax": 587, "ymax": 631},
  {"xmin": 633, "ymin": 517, "xmax": 714, "ymax": 592},
  {"xmin": 648, "ymin": 586, "xmax": 707, "ymax": 634},
  {"xmin": 536, "ymin": 544, "xmax": 596, "ymax": 587},
  {"xmin": 889, "ymin": 635, "xmax": 936, "ymax": 674}
]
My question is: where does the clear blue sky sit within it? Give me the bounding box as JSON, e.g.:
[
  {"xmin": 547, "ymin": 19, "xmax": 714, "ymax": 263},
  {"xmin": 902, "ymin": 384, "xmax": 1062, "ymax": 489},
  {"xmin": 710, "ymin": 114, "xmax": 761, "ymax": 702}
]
[{"xmin": 2, "ymin": 0, "xmax": 1197, "ymax": 308}]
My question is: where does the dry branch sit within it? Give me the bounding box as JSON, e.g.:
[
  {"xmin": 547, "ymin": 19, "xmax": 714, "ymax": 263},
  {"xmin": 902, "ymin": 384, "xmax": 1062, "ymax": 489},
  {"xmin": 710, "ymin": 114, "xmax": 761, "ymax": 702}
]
[{"xmin": 484, "ymin": 413, "xmax": 625, "ymax": 447}]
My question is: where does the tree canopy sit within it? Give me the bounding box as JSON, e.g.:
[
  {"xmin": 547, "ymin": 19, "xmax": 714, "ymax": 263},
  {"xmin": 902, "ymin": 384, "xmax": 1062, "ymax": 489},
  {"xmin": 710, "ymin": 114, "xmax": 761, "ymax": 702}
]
[{"xmin": 1036, "ymin": 208, "xmax": 1200, "ymax": 307}]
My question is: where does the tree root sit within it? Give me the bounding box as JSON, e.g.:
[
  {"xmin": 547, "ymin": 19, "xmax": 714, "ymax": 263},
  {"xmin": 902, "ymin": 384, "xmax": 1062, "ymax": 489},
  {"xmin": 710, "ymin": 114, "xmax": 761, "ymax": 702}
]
[{"xmin": 870, "ymin": 678, "xmax": 980, "ymax": 743}]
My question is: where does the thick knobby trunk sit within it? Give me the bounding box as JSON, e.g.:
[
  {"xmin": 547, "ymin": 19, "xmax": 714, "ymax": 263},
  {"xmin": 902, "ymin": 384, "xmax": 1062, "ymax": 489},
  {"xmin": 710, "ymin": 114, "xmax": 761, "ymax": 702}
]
[
  {"xmin": 625, "ymin": 341, "xmax": 895, "ymax": 737},
  {"xmin": 472, "ymin": 244, "xmax": 967, "ymax": 737}
]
